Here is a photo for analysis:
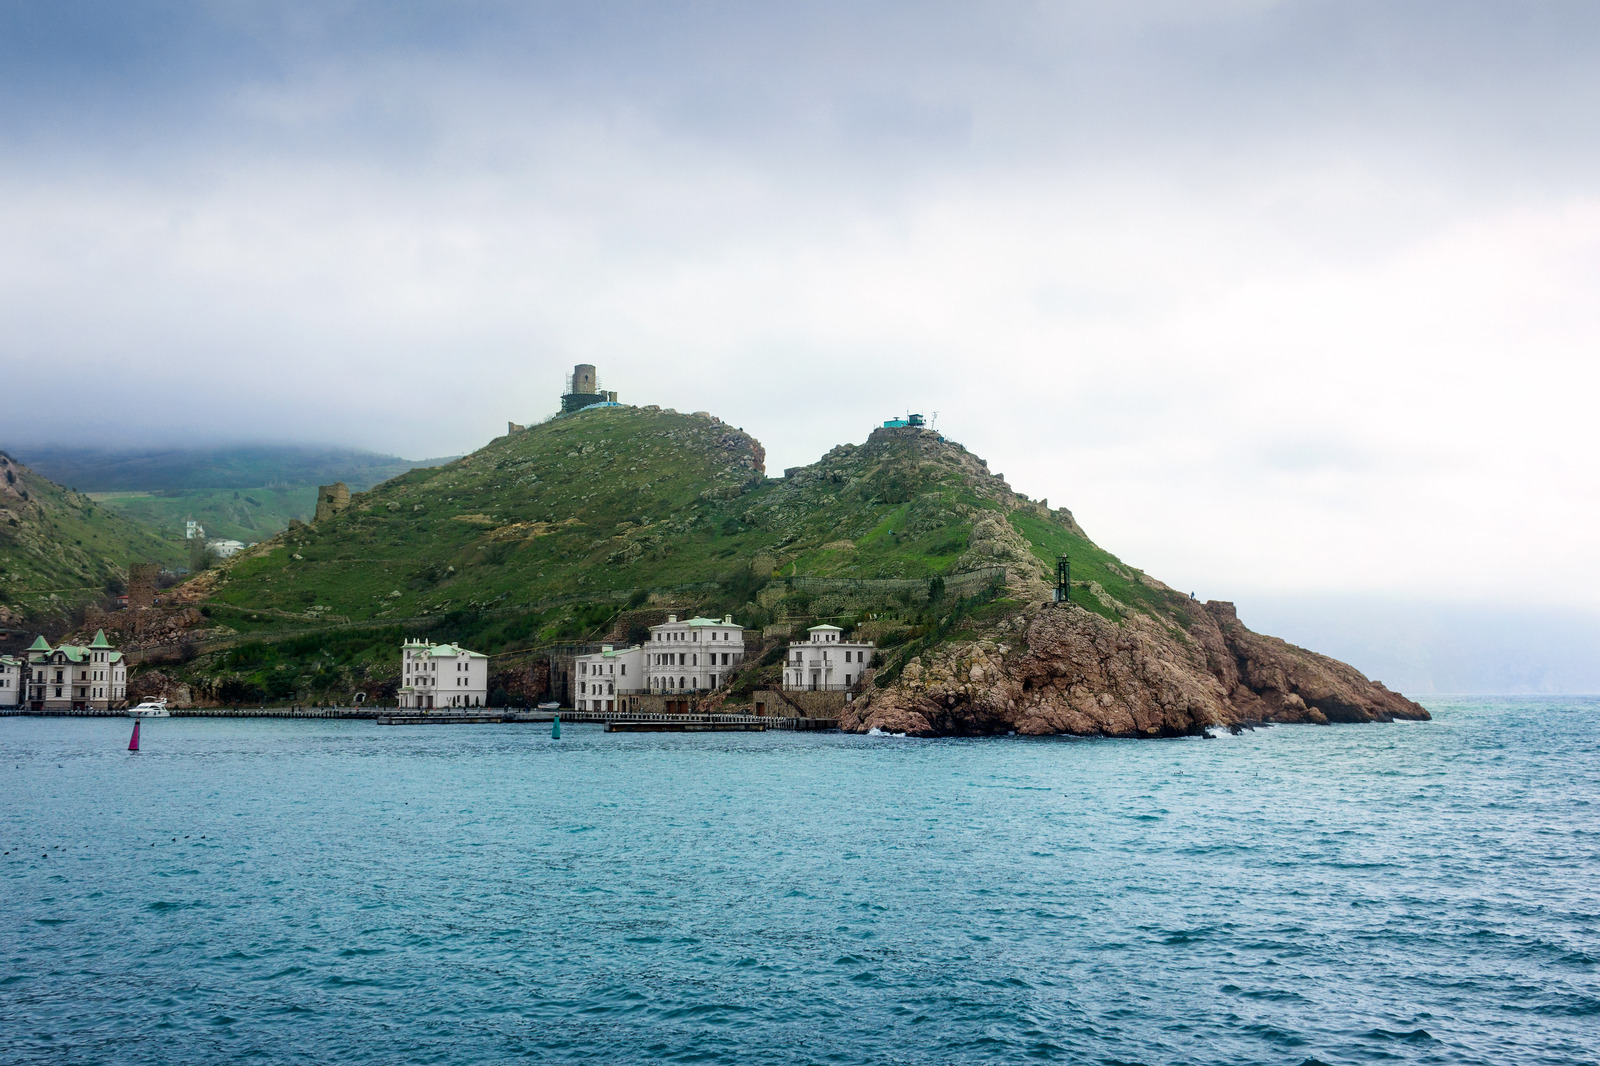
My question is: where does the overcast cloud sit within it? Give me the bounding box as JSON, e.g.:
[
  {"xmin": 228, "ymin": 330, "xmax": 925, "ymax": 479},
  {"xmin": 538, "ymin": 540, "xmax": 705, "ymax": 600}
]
[{"xmin": 4, "ymin": 1, "xmax": 1600, "ymax": 663}]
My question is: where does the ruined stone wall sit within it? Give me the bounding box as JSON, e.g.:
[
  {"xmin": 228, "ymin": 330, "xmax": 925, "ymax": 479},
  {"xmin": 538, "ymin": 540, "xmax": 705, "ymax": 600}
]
[
  {"xmin": 314, "ymin": 482, "xmax": 350, "ymax": 523},
  {"xmin": 776, "ymin": 689, "xmax": 850, "ymax": 718}
]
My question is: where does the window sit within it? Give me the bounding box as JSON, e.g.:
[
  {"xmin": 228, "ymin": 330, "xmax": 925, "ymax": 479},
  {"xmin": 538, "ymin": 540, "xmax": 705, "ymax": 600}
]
[{"xmin": 845, "ymin": 674, "xmax": 852, "ymax": 685}]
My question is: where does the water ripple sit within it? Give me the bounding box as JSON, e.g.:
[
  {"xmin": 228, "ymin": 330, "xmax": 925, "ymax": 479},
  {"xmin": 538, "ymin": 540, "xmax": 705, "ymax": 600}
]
[{"xmin": 3, "ymin": 696, "xmax": 1598, "ymax": 1065}]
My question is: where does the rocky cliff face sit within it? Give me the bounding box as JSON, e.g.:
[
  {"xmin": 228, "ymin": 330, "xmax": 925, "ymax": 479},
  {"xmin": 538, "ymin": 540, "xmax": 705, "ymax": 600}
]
[{"xmin": 840, "ymin": 599, "xmax": 1428, "ymax": 737}]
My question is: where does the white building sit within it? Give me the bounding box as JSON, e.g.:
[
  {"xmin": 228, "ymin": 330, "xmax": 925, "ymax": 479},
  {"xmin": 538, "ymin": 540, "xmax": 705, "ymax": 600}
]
[
  {"xmin": 783, "ymin": 625, "xmax": 874, "ymax": 692},
  {"xmin": 572, "ymin": 644, "xmax": 645, "ymax": 711},
  {"xmin": 646, "ymin": 614, "xmax": 746, "ymax": 694},
  {"xmin": 398, "ymin": 639, "xmax": 489, "ymax": 710},
  {"xmin": 208, "ymin": 539, "xmax": 247, "ymax": 559},
  {"xmin": 23, "ymin": 630, "xmax": 128, "ymax": 711},
  {"xmin": 0, "ymin": 654, "xmax": 20, "ymax": 708}
]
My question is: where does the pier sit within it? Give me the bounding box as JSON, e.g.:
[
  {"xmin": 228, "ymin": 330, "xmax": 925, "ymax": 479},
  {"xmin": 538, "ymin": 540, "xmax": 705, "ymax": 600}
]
[{"xmin": 604, "ymin": 720, "xmax": 767, "ymax": 732}]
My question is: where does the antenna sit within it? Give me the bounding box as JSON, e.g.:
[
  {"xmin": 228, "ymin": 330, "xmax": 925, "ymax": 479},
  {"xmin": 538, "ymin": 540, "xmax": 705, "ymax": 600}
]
[{"xmin": 931, "ymin": 411, "xmax": 939, "ymax": 430}]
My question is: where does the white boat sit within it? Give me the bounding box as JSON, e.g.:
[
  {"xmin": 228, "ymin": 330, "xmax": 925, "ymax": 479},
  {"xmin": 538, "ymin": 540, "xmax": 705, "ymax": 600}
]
[{"xmin": 128, "ymin": 697, "xmax": 170, "ymax": 719}]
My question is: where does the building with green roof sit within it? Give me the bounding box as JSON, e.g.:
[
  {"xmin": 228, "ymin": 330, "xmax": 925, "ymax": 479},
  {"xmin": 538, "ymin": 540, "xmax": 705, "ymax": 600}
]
[
  {"xmin": 24, "ymin": 630, "xmax": 127, "ymax": 712},
  {"xmin": 398, "ymin": 638, "xmax": 489, "ymax": 710},
  {"xmin": 783, "ymin": 624, "xmax": 874, "ymax": 693},
  {"xmin": 644, "ymin": 613, "xmax": 747, "ymax": 696}
]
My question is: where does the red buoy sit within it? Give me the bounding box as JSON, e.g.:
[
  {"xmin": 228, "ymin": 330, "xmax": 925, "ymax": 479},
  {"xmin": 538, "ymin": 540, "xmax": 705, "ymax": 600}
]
[{"xmin": 128, "ymin": 720, "xmax": 140, "ymax": 752}]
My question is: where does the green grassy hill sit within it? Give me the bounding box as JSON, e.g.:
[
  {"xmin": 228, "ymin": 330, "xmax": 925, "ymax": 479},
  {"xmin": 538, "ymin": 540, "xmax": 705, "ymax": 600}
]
[
  {"xmin": 0, "ymin": 451, "xmax": 184, "ymax": 625},
  {"xmin": 87, "ymin": 487, "xmax": 314, "ymax": 544},
  {"xmin": 209, "ymin": 405, "xmax": 1087, "ymax": 621},
  {"xmin": 173, "ymin": 405, "xmax": 1187, "ymax": 703}
]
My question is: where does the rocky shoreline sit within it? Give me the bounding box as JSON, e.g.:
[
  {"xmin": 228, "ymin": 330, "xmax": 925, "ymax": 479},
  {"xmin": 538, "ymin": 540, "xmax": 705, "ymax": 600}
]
[{"xmin": 840, "ymin": 599, "xmax": 1429, "ymax": 737}]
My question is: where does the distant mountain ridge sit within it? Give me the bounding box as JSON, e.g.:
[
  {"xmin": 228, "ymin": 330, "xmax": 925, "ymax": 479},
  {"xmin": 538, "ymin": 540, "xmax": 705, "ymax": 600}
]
[
  {"xmin": 13, "ymin": 444, "xmax": 456, "ymax": 547},
  {"xmin": 15, "ymin": 444, "xmax": 454, "ymax": 493}
]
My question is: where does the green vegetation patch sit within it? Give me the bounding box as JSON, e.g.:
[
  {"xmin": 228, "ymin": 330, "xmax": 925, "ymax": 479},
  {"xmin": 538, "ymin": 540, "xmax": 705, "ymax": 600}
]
[{"xmin": 1006, "ymin": 510, "xmax": 1188, "ymax": 621}]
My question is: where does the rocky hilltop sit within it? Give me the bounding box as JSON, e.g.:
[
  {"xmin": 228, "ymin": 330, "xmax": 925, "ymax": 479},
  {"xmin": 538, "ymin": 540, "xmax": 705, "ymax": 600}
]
[{"xmin": 142, "ymin": 405, "xmax": 1425, "ymax": 732}]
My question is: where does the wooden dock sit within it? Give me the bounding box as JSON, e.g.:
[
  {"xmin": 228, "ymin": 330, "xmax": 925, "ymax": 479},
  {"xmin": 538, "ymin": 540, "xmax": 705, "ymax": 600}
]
[
  {"xmin": 376, "ymin": 714, "xmax": 504, "ymax": 725},
  {"xmin": 525, "ymin": 710, "xmax": 837, "ymax": 731},
  {"xmin": 605, "ymin": 720, "xmax": 766, "ymax": 732}
]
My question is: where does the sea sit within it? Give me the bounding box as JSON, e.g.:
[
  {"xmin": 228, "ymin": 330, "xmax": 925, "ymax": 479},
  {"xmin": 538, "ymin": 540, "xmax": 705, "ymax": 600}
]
[{"xmin": 2, "ymin": 697, "xmax": 1597, "ymax": 1065}]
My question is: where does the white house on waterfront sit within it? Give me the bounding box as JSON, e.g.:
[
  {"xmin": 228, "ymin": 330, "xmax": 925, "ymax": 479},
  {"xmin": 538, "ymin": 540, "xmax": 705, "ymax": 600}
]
[
  {"xmin": 398, "ymin": 639, "xmax": 489, "ymax": 710},
  {"xmin": 572, "ymin": 644, "xmax": 645, "ymax": 711},
  {"xmin": 646, "ymin": 614, "xmax": 746, "ymax": 694},
  {"xmin": 783, "ymin": 625, "xmax": 874, "ymax": 692},
  {"xmin": 22, "ymin": 630, "xmax": 128, "ymax": 712},
  {"xmin": 0, "ymin": 654, "xmax": 20, "ymax": 708}
]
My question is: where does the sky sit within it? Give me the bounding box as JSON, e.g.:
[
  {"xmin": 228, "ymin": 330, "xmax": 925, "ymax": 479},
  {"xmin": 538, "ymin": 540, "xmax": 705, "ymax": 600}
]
[{"xmin": 3, "ymin": 1, "xmax": 1599, "ymax": 687}]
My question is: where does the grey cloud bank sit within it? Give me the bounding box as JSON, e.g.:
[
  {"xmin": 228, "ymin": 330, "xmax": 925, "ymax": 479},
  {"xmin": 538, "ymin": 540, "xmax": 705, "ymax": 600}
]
[{"xmin": 3, "ymin": 1, "xmax": 1599, "ymax": 682}]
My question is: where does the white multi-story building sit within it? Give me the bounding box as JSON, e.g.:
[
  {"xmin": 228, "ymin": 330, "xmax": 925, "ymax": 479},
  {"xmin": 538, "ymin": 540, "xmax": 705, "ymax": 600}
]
[
  {"xmin": 0, "ymin": 654, "xmax": 20, "ymax": 708},
  {"xmin": 209, "ymin": 539, "xmax": 247, "ymax": 559},
  {"xmin": 782, "ymin": 625, "xmax": 874, "ymax": 692},
  {"xmin": 398, "ymin": 639, "xmax": 489, "ymax": 710},
  {"xmin": 646, "ymin": 614, "xmax": 746, "ymax": 694},
  {"xmin": 572, "ymin": 644, "xmax": 645, "ymax": 711},
  {"xmin": 23, "ymin": 630, "xmax": 128, "ymax": 711}
]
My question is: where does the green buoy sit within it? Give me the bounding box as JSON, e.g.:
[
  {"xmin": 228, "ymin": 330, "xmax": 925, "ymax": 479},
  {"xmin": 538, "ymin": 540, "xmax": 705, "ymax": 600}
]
[{"xmin": 552, "ymin": 714, "xmax": 561, "ymax": 740}]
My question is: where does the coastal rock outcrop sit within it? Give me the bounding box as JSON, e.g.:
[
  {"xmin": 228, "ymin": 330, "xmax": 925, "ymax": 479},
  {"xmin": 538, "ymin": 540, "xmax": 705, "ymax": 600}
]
[
  {"xmin": 840, "ymin": 599, "xmax": 1428, "ymax": 737},
  {"xmin": 125, "ymin": 669, "xmax": 197, "ymax": 709}
]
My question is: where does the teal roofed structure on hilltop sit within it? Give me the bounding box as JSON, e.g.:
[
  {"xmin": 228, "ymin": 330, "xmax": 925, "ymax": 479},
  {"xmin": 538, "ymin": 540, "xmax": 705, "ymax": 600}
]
[
  {"xmin": 559, "ymin": 363, "xmax": 621, "ymax": 414},
  {"xmin": 881, "ymin": 412, "xmax": 926, "ymax": 429},
  {"xmin": 872, "ymin": 412, "xmax": 946, "ymax": 444}
]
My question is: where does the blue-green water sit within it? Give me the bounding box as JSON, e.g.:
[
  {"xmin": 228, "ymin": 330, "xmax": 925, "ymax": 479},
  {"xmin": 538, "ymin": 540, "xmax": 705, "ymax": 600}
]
[{"xmin": 3, "ymin": 699, "xmax": 1597, "ymax": 1065}]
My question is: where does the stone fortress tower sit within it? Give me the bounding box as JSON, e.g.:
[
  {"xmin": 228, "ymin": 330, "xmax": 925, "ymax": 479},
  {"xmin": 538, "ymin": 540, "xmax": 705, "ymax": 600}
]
[
  {"xmin": 314, "ymin": 482, "xmax": 351, "ymax": 523},
  {"xmin": 560, "ymin": 363, "xmax": 619, "ymax": 414}
]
